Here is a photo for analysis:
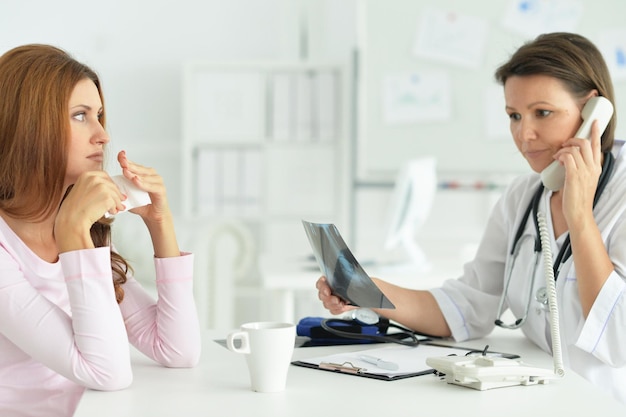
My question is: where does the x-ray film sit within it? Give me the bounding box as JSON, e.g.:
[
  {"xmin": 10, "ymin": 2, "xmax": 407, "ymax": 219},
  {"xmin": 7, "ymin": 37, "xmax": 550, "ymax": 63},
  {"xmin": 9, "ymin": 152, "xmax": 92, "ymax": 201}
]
[{"xmin": 302, "ymin": 220, "xmax": 395, "ymax": 309}]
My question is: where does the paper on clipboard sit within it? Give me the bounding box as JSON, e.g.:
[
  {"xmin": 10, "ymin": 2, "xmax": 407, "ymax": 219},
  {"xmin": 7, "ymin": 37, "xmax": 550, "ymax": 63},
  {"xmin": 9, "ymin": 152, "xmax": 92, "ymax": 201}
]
[
  {"xmin": 292, "ymin": 344, "xmax": 465, "ymax": 380},
  {"xmin": 292, "ymin": 343, "xmax": 520, "ymax": 381},
  {"xmin": 302, "ymin": 221, "xmax": 394, "ymax": 309}
]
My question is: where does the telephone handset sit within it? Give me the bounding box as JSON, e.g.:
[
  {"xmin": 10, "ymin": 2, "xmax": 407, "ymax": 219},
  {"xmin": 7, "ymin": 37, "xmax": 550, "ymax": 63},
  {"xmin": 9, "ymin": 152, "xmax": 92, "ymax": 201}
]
[{"xmin": 540, "ymin": 96, "xmax": 614, "ymax": 191}]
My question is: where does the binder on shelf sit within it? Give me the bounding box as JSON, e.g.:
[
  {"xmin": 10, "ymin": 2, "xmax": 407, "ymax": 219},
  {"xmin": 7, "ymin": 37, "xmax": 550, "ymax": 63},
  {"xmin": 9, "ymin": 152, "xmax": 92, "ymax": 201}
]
[
  {"xmin": 194, "ymin": 147, "xmax": 264, "ymax": 216},
  {"xmin": 220, "ymin": 149, "xmax": 241, "ymax": 213},
  {"xmin": 195, "ymin": 149, "xmax": 218, "ymax": 215},
  {"xmin": 266, "ymin": 67, "xmax": 340, "ymax": 143},
  {"xmin": 241, "ymin": 149, "xmax": 263, "ymax": 215},
  {"xmin": 270, "ymin": 72, "xmax": 292, "ymax": 142},
  {"xmin": 315, "ymin": 70, "xmax": 338, "ymax": 142},
  {"xmin": 295, "ymin": 72, "xmax": 313, "ymax": 142}
]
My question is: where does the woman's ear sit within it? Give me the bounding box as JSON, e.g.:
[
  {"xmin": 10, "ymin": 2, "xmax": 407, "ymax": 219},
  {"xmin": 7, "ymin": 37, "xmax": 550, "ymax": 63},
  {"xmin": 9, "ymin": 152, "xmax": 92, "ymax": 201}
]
[{"xmin": 579, "ymin": 90, "xmax": 599, "ymax": 109}]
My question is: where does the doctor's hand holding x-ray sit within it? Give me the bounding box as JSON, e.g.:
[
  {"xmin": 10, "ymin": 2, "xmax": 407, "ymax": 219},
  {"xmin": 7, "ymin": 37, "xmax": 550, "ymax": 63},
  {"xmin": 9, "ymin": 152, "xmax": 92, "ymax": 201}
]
[{"xmin": 316, "ymin": 32, "xmax": 626, "ymax": 405}]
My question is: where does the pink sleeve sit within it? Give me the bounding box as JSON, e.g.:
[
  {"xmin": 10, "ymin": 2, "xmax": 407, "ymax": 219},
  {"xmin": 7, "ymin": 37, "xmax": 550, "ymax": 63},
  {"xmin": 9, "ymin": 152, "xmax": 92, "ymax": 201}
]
[
  {"xmin": 0, "ymin": 247, "xmax": 132, "ymax": 390},
  {"xmin": 119, "ymin": 252, "xmax": 201, "ymax": 367}
]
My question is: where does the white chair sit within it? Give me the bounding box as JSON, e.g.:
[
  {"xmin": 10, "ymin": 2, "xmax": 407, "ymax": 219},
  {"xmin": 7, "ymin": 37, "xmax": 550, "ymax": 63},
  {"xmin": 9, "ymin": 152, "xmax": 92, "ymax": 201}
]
[
  {"xmin": 178, "ymin": 217, "xmax": 256, "ymax": 330},
  {"xmin": 112, "ymin": 215, "xmax": 256, "ymax": 331}
]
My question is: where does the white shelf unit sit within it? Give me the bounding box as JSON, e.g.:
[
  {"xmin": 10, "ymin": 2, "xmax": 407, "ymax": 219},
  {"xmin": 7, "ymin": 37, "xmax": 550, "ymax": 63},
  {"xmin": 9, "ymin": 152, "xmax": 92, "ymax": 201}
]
[{"xmin": 181, "ymin": 61, "xmax": 350, "ymax": 323}]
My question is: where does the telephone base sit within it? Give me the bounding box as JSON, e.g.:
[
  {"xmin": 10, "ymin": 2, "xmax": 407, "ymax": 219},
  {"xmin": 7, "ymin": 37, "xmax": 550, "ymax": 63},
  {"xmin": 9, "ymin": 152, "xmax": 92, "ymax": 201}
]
[{"xmin": 426, "ymin": 355, "xmax": 557, "ymax": 391}]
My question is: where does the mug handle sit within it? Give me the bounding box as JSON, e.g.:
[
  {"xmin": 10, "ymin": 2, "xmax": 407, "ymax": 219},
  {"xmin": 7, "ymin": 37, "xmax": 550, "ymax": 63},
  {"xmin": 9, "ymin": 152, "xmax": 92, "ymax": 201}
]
[{"xmin": 226, "ymin": 331, "xmax": 251, "ymax": 354}]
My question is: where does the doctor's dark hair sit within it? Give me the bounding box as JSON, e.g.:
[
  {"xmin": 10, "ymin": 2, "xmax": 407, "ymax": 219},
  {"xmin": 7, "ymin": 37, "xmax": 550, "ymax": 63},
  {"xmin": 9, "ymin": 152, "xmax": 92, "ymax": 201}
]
[
  {"xmin": 494, "ymin": 32, "xmax": 616, "ymax": 152},
  {"xmin": 0, "ymin": 44, "xmax": 129, "ymax": 302}
]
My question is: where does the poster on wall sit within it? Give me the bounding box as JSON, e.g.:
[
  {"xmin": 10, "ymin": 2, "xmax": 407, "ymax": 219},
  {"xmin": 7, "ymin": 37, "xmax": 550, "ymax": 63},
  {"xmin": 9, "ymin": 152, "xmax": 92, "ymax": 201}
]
[
  {"xmin": 598, "ymin": 29, "xmax": 626, "ymax": 82},
  {"xmin": 501, "ymin": 0, "xmax": 583, "ymax": 38},
  {"xmin": 413, "ymin": 7, "xmax": 489, "ymax": 69},
  {"xmin": 382, "ymin": 72, "xmax": 451, "ymax": 125}
]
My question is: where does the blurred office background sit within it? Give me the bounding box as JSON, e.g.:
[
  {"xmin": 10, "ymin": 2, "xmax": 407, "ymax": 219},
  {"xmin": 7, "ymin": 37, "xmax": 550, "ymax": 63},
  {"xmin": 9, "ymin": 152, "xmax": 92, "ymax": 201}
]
[{"xmin": 2, "ymin": 0, "xmax": 626, "ymax": 329}]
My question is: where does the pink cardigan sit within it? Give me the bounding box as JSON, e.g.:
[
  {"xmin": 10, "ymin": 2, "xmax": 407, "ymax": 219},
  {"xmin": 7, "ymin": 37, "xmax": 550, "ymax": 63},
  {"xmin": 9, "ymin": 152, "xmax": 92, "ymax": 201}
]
[{"xmin": 0, "ymin": 217, "xmax": 201, "ymax": 416}]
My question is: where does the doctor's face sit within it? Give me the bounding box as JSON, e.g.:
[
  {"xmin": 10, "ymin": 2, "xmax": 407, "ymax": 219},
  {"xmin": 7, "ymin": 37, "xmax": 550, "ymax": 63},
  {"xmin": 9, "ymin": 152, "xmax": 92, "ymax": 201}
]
[{"xmin": 504, "ymin": 74, "xmax": 585, "ymax": 173}]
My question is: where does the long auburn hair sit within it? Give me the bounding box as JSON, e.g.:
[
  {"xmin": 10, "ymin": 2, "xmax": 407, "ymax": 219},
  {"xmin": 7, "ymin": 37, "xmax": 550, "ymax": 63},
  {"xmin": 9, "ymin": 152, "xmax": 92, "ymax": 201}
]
[{"xmin": 0, "ymin": 44, "xmax": 130, "ymax": 302}]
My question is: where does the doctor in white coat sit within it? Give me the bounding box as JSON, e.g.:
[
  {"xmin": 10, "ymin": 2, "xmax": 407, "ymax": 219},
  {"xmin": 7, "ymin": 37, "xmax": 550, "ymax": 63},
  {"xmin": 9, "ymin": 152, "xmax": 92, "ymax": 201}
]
[{"xmin": 316, "ymin": 32, "xmax": 626, "ymax": 405}]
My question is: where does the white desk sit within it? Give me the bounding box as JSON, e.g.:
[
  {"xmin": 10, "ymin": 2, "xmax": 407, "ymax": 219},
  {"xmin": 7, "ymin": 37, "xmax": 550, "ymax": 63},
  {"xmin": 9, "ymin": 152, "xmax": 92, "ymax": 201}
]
[{"xmin": 74, "ymin": 329, "xmax": 625, "ymax": 416}]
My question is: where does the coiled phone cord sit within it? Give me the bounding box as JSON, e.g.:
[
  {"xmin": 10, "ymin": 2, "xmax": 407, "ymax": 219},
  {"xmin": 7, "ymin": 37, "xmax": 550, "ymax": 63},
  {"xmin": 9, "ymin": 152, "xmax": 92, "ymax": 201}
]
[{"xmin": 536, "ymin": 211, "xmax": 565, "ymax": 377}]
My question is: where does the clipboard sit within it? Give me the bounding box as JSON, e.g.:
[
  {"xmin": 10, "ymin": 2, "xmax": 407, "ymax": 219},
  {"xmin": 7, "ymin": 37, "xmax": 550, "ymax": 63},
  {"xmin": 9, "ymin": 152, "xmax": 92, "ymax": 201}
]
[
  {"xmin": 291, "ymin": 342, "xmax": 520, "ymax": 381},
  {"xmin": 292, "ymin": 359, "xmax": 435, "ymax": 381}
]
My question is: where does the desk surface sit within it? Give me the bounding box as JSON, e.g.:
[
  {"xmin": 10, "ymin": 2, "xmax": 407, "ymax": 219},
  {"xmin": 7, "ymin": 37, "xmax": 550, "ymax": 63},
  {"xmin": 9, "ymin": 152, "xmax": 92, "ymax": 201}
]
[{"xmin": 74, "ymin": 328, "xmax": 625, "ymax": 416}]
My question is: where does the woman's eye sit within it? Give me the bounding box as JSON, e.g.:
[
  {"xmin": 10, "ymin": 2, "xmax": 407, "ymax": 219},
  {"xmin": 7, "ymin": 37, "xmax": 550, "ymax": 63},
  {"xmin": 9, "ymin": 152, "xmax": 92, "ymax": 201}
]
[
  {"xmin": 508, "ymin": 113, "xmax": 521, "ymax": 121},
  {"xmin": 536, "ymin": 109, "xmax": 552, "ymax": 118},
  {"xmin": 72, "ymin": 112, "xmax": 86, "ymax": 122}
]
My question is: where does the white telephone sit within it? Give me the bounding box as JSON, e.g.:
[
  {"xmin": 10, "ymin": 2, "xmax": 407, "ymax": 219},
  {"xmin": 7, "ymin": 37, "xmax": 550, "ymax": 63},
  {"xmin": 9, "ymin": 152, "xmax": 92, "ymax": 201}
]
[
  {"xmin": 426, "ymin": 213, "xmax": 565, "ymax": 391},
  {"xmin": 540, "ymin": 96, "xmax": 613, "ymax": 191}
]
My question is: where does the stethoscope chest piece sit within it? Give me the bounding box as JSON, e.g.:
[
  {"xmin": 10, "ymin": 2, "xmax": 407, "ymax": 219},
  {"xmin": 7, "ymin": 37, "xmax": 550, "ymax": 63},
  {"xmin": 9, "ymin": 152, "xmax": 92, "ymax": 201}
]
[{"xmin": 535, "ymin": 287, "xmax": 548, "ymax": 305}]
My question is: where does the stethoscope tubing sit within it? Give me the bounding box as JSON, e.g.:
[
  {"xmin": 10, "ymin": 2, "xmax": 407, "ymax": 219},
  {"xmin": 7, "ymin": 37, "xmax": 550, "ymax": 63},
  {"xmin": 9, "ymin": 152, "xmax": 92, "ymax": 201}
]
[{"xmin": 495, "ymin": 151, "xmax": 615, "ymax": 329}]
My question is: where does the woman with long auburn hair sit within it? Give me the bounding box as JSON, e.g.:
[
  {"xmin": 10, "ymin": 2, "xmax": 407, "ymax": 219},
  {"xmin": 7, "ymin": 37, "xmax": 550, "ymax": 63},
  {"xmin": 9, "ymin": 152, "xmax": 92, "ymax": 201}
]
[{"xmin": 0, "ymin": 44, "xmax": 201, "ymax": 416}]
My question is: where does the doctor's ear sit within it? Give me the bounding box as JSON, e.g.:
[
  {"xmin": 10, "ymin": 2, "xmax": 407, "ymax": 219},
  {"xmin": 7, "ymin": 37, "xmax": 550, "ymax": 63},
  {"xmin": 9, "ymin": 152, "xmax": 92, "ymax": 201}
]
[{"xmin": 578, "ymin": 90, "xmax": 600, "ymax": 110}]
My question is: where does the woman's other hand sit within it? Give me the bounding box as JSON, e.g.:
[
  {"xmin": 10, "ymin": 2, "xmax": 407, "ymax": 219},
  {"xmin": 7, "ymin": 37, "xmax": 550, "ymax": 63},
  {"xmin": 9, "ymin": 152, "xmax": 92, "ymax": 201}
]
[
  {"xmin": 55, "ymin": 171, "xmax": 124, "ymax": 252},
  {"xmin": 117, "ymin": 150, "xmax": 180, "ymax": 258},
  {"xmin": 117, "ymin": 150, "xmax": 172, "ymax": 225}
]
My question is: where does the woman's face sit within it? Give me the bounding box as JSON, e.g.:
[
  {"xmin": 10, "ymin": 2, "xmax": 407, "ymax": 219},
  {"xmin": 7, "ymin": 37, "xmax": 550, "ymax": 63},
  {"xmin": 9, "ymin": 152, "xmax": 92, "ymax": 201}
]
[
  {"xmin": 65, "ymin": 78, "xmax": 109, "ymax": 185},
  {"xmin": 504, "ymin": 74, "xmax": 586, "ymax": 173}
]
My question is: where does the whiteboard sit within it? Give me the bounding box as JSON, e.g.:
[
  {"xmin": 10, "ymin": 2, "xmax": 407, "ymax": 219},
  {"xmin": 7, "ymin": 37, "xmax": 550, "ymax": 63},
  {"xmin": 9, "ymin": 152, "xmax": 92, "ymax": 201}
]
[{"xmin": 357, "ymin": 0, "xmax": 626, "ymax": 180}]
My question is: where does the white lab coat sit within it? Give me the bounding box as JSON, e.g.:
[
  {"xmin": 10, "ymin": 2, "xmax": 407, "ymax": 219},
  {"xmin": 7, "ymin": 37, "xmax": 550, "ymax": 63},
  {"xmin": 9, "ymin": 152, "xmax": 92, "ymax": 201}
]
[{"xmin": 430, "ymin": 148, "xmax": 626, "ymax": 404}]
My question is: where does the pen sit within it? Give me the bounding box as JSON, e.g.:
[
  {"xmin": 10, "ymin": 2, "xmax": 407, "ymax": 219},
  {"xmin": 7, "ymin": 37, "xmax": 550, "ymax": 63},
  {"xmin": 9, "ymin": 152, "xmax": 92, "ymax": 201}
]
[{"xmin": 359, "ymin": 355, "xmax": 399, "ymax": 371}]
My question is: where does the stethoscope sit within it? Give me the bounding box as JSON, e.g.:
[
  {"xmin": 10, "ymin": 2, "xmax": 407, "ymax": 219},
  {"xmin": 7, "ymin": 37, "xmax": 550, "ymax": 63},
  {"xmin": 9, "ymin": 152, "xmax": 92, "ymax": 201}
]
[{"xmin": 494, "ymin": 151, "xmax": 615, "ymax": 329}]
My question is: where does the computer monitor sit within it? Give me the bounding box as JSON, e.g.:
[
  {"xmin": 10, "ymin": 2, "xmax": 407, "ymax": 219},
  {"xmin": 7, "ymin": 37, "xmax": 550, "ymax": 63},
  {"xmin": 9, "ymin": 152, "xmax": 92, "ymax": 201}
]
[{"xmin": 383, "ymin": 157, "xmax": 437, "ymax": 271}]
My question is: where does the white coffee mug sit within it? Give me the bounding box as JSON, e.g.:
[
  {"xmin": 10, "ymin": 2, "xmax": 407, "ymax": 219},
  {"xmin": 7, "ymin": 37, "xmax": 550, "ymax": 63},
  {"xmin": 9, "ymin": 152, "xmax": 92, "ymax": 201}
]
[{"xmin": 226, "ymin": 322, "xmax": 296, "ymax": 392}]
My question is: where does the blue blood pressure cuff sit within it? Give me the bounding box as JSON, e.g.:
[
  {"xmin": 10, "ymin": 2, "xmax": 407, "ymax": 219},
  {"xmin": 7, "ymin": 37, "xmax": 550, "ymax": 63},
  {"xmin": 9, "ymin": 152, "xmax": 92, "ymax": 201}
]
[
  {"xmin": 297, "ymin": 314, "xmax": 423, "ymax": 347},
  {"xmin": 297, "ymin": 316, "xmax": 386, "ymax": 346}
]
